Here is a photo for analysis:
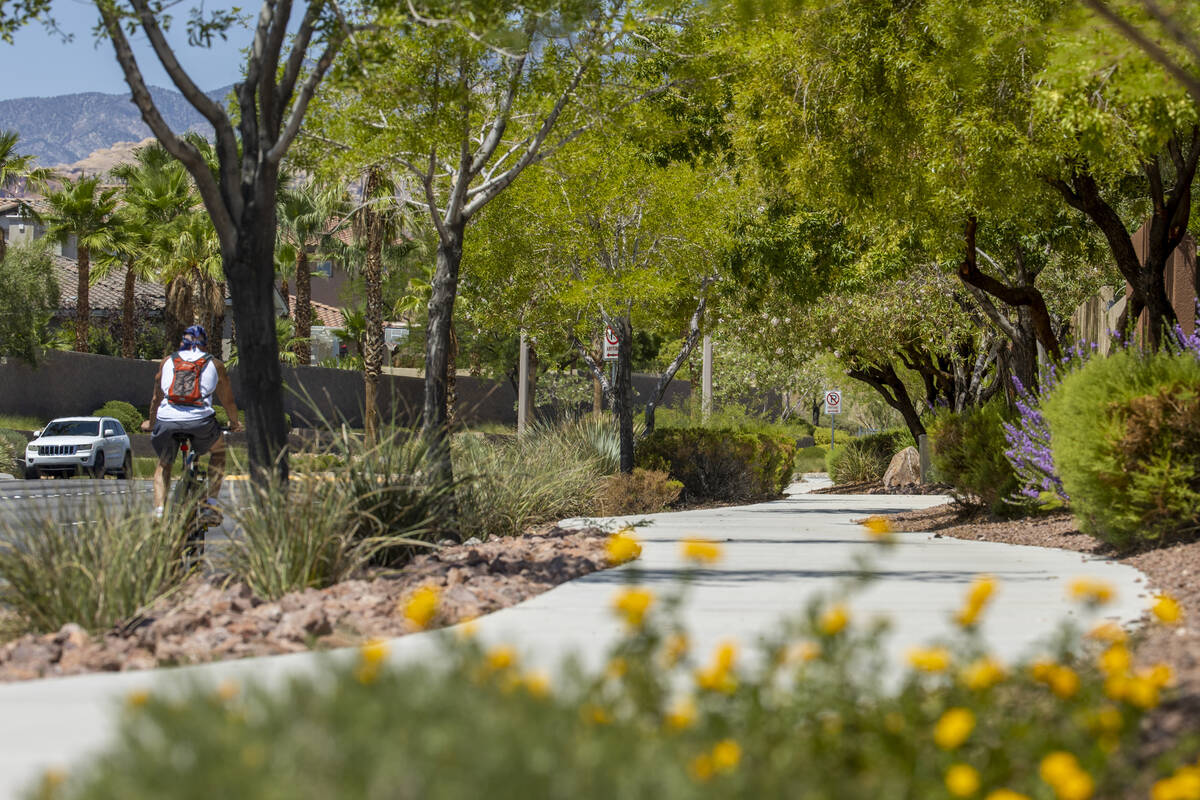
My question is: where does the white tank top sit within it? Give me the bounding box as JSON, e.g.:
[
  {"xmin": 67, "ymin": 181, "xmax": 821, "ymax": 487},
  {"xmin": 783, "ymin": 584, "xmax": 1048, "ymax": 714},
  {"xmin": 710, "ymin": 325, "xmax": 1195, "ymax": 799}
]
[{"xmin": 157, "ymin": 349, "xmax": 219, "ymax": 422}]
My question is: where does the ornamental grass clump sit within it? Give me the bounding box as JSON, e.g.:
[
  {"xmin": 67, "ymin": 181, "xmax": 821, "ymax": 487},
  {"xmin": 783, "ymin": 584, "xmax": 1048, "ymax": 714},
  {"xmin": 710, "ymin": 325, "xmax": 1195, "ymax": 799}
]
[
  {"xmin": 0, "ymin": 500, "xmax": 187, "ymax": 634},
  {"xmin": 1042, "ymin": 347, "xmax": 1200, "ymax": 549},
  {"xmin": 43, "ymin": 535, "xmax": 1198, "ymax": 800}
]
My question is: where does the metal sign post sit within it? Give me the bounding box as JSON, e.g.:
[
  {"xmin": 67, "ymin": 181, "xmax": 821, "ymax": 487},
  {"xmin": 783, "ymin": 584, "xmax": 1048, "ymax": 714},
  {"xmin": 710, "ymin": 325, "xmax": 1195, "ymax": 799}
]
[{"xmin": 824, "ymin": 390, "xmax": 842, "ymax": 447}]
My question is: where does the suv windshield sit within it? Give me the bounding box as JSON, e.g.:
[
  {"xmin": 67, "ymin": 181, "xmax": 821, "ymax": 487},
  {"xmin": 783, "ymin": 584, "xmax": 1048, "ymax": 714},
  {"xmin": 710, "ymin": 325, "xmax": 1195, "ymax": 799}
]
[{"xmin": 42, "ymin": 421, "xmax": 99, "ymax": 437}]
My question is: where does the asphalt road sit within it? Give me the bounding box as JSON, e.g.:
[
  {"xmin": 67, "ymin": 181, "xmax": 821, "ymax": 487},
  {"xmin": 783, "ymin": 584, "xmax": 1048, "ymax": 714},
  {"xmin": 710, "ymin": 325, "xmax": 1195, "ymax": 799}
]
[{"xmin": 0, "ymin": 477, "xmax": 239, "ymax": 546}]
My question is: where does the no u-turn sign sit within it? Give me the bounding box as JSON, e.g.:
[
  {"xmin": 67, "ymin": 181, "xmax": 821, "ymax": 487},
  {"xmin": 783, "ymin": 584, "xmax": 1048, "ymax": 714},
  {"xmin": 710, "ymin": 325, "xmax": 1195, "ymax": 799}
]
[{"xmin": 824, "ymin": 390, "xmax": 842, "ymax": 415}]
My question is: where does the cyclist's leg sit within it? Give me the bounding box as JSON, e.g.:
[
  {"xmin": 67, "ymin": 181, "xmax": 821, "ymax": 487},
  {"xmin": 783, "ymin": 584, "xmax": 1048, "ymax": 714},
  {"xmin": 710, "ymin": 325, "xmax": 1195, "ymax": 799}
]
[
  {"xmin": 152, "ymin": 461, "xmax": 172, "ymax": 512},
  {"xmin": 148, "ymin": 421, "xmax": 181, "ymax": 515}
]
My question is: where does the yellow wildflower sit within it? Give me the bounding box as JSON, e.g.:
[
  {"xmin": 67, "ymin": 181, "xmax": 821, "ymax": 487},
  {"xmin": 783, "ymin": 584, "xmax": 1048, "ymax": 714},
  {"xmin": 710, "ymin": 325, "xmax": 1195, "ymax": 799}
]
[
  {"xmin": 665, "ymin": 698, "xmax": 697, "ymax": 731},
  {"xmin": 961, "ymin": 657, "xmax": 1007, "ymax": 691},
  {"xmin": 1104, "ymin": 673, "xmax": 1130, "ymax": 702},
  {"xmin": 523, "ymin": 670, "xmax": 551, "ymax": 698},
  {"xmin": 1125, "ymin": 676, "xmax": 1161, "ymax": 710},
  {"xmin": 908, "ymin": 646, "xmax": 952, "ymax": 673},
  {"xmin": 215, "ymin": 680, "xmax": 239, "ymax": 702},
  {"xmin": 457, "ymin": 618, "xmax": 479, "ymax": 639},
  {"xmin": 662, "ymin": 633, "xmax": 689, "ymax": 667},
  {"xmin": 1048, "ymin": 665, "xmax": 1080, "ymax": 699},
  {"xmin": 1099, "ymin": 644, "xmax": 1131, "ymax": 676},
  {"xmin": 945, "ymin": 764, "xmax": 981, "ymax": 798},
  {"xmin": 1152, "ymin": 767, "xmax": 1200, "ymax": 800},
  {"xmin": 711, "ymin": 739, "xmax": 742, "ymax": 772},
  {"xmin": 1087, "ymin": 621, "xmax": 1127, "ymax": 645},
  {"xmin": 581, "ymin": 703, "xmax": 610, "ymax": 725},
  {"xmin": 788, "ymin": 640, "xmax": 822, "ymax": 664},
  {"xmin": 1153, "ymin": 594, "xmax": 1183, "ymax": 625},
  {"xmin": 819, "ymin": 604, "xmax": 850, "ymax": 636},
  {"xmin": 1094, "ymin": 705, "xmax": 1123, "ymax": 734},
  {"xmin": 934, "ymin": 707, "xmax": 975, "ymax": 750},
  {"xmin": 955, "ymin": 575, "xmax": 997, "ymax": 628},
  {"xmin": 1067, "ymin": 577, "xmax": 1115, "ymax": 605},
  {"xmin": 402, "ymin": 584, "xmax": 441, "ymax": 630},
  {"xmin": 355, "ymin": 637, "xmax": 390, "ymax": 685},
  {"xmin": 485, "ymin": 645, "xmax": 518, "ymax": 672},
  {"xmin": 1147, "ymin": 663, "xmax": 1174, "ymax": 688},
  {"xmin": 606, "ymin": 530, "xmax": 642, "ymax": 566},
  {"xmin": 612, "ymin": 587, "xmax": 655, "ymax": 628},
  {"xmin": 695, "ymin": 641, "xmax": 738, "ymax": 694},
  {"xmin": 681, "ymin": 537, "xmax": 723, "ymax": 564},
  {"xmin": 985, "ymin": 791, "xmax": 1031, "ymax": 800},
  {"xmin": 1040, "ymin": 752, "xmax": 1094, "ymax": 800},
  {"xmin": 861, "ymin": 515, "xmax": 894, "ymax": 541},
  {"xmin": 126, "ymin": 689, "xmax": 150, "ymax": 709},
  {"xmin": 40, "ymin": 768, "xmax": 67, "ymax": 791},
  {"xmin": 689, "ymin": 753, "xmax": 715, "ymax": 782}
]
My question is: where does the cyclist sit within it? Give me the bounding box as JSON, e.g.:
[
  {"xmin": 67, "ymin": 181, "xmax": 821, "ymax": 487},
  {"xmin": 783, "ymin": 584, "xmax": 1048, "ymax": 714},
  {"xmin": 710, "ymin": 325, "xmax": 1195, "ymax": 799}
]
[{"xmin": 140, "ymin": 324, "xmax": 241, "ymax": 518}]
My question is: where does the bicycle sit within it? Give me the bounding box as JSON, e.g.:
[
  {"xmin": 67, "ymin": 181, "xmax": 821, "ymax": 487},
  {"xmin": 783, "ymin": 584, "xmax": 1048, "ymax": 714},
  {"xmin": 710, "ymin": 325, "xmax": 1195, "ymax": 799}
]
[{"xmin": 169, "ymin": 429, "xmax": 227, "ymax": 563}]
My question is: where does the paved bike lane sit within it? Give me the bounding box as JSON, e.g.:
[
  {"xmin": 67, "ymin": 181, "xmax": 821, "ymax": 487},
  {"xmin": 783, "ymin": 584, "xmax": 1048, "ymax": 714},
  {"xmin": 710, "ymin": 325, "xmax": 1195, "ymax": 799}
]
[{"xmin": 0, "ymin": 486, "xmax": 1150, "ymax": 798}]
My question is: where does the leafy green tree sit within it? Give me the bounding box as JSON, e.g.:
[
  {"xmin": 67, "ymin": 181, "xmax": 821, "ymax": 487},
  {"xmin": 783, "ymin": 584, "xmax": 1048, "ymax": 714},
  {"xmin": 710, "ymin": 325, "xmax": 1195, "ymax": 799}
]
[
  {"xmin": 0, "ymin": 243, "xmax": 58, "ymax": 365},
  {"xmin": 307, "ymin": 0, "xmax": 678, "ymax": 492},
  {"xmin": 41, "ymin": 176, "xmax": 119, "ymax": 352}
]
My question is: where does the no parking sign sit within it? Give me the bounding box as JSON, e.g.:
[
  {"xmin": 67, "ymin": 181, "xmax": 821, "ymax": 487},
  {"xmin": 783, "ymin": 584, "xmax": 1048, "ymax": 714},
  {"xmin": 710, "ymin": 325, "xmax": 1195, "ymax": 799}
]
[
  {"xmin": 603, "ymin": 326, "xmax": 620, "ymax": 361},
  {"xmin": 824, "ymin": 390, "xmax": 842, "ymax": 415}
]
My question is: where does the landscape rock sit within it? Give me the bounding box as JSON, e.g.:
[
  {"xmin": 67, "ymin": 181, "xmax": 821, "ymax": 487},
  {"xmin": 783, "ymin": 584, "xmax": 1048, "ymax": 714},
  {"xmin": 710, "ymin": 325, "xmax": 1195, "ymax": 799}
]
[
  {"xmin": 0, "ymin": 524, "xmax": 611, "ymax": 683},
  {"xmin": 883, "ymin": 447, "xmax": 922, "ymax": 487}
]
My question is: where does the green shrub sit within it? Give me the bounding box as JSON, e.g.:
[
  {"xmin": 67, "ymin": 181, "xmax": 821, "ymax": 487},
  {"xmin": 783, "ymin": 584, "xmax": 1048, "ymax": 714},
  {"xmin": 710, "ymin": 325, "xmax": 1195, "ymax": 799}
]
[
  {"xmin": 793, "ymin": 445, "xmax": 828, "ymax": 474},
  {"xmin": 1043, "ymin": 348, "xmax": 1200, "ymax": 549},
  {"xmin": 0, "ymin": 430, "xmax": 23, "ymax": 475},
  {"xmin": 0, "ymin": 501, "xmax": 187, "ymax": 633},
  {"xmin": 930, "ymin": 400, "xmax": 1020, "ymax": 514},
  {"xmin": 595, "ymin": 468, "xmax": 683, "ymax": 515},
  {"xmin": 637, "ymin": 428, "xmax": 797, "ymax": 503},
  {"xmin": 91, "ymin": 400, "xmax": 142, "ymax": 434},
  {"xmin": 454, "ymin": 425, "xmax": 605, "ymax": 539},
  {"xmin": 49, "ymin": 578, "xmax": 1155, "ymax": 800}
]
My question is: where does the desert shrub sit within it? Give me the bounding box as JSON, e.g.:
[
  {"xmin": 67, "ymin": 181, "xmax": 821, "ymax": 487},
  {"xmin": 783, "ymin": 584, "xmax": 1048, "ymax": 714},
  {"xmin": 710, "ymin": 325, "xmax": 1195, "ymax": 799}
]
[
  {"xmin": 595, "ymin": 468, "xmax": 683, "ymax": 515},
  {"xmin": 0, "ymin": 501, "xmax": 187, "ymax": 633},
  {"xmin": 793, "ymin": 445, "xmax": 828, "ymax": 474},
  {"xmin": 90, "ymin": 400, "xmax": 142, "ymax": 433},
  {"xmin": 824, "ymin": 429, "xmax": 913, "ymax": 485},
  {"xmin": 1043, "ymin": 348, "xmax": 1200, "ymax": 549},
  {"xmin": 931, "ymin": 400, "xmax": 1021, "ymax": 514},
  {"xmin": 49, "ymin": 570, "xmax": 1171, "ymax": 800},
  {"xmin": 638, "ymin": 428, "xmax": 797, "ymax": 503},
  {"xmin": 455, "ymin": 425, "xmax": 604, "ymax": 539}
]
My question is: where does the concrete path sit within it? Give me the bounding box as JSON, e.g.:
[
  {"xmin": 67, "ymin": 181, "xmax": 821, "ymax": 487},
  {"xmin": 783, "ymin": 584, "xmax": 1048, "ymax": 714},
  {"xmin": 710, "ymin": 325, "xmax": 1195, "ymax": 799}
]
[{"xmin": 0, "ymin": 482, "xmax": 1150, "ymax": 799}]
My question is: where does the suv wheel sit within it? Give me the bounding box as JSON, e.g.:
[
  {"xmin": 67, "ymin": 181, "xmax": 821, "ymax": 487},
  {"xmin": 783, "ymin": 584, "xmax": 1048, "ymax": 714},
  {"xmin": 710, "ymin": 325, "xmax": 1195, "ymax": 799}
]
[
  {"xmin": 24, "ymin": 466, "xmax": 39, "ymax": 480},
  {"xmin": 118, "ymin": 451, "xmax": 133, "ymax": 480},
  {"xmin": 90, "ymin": 452, "xmax": 106, "ymax": 479}
]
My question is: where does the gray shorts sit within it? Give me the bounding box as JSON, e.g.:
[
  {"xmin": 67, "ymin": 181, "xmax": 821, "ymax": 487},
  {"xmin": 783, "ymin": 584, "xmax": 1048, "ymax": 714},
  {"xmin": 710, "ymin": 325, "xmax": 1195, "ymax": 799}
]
[{"xmin": 151, "ymin": 415, "xmax": 222, "ymax": 464}]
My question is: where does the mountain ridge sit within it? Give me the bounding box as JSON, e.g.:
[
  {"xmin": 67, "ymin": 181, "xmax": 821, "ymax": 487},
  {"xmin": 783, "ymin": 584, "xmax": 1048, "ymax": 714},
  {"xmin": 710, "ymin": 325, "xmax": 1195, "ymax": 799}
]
[{"xmin": 0, "ymin": 85, "xmax": 232, "ymax": 166}]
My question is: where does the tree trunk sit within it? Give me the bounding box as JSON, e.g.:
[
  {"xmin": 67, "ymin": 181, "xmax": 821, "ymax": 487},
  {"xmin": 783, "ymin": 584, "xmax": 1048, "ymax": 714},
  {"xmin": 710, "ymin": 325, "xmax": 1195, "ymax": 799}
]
[
  {"xmin": 644, "ymin": 290, "xmax": 707, "ymax": 437},
  {"xmin": 163, "ymin": 276, "xmax": 193, "ymax": 355},
  {"xmin": 294, "ymin": 251, "xmax": 311, "ymax": 365},
  {"xmin": 615, "ymin": 313, "xmax": 634, "ymax": 474},
  {"xmin": 363, "ymin": 169, "xmax": 386, "ymax": 442},
  {"xmin": 423, "ymin": 217, "xmax": 466, "ymax": 527},
  {"xmin": 222, "ymin": 194, "xmax": 289, "ymax": 484},
  {"xmin": 447, "ymin": 320, "xmax": 459, "ymax": 428},
  {"xmin": 280, "ymin": 278, "xmax": 289, "ymax": 315},
  {"xmin": 75, "ymin": 245, "xmax": 90, "ymax": 352},
  {"xmin": 209, "ymin": 281, "xmax": 226, "ymax": 361},
  {"xmin": 846, "ymin": 358, "xmax": 927, "ymax": 441},
  {"xmin": 121, "ymin": 261, "xmax": 136, "ymax": 359},
  {"xmin": 593, "ymin": 376, "xmax": 603, "ymax": 417}
]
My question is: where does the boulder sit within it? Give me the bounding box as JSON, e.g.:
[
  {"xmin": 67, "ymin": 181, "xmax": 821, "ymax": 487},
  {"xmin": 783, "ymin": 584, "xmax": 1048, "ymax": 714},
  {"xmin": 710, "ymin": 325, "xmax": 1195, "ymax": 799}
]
[{"xmin": 883, "ymin": 446, "xmax": 922, "ymax": 487}]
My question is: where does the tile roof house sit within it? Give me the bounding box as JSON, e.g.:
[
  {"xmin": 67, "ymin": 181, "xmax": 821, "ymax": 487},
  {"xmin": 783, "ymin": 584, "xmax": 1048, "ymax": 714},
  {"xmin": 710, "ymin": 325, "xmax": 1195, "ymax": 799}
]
[{"xmin": 50, "ymin": 253, "xmax": 167, "ymax": 319}]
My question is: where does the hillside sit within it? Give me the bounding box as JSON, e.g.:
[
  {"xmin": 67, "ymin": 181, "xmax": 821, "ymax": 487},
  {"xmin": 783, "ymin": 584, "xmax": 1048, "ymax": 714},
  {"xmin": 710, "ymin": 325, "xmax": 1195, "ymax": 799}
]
[{"xmin": 0, "ymin": 85, "xmax": 231, "ymax": 166}]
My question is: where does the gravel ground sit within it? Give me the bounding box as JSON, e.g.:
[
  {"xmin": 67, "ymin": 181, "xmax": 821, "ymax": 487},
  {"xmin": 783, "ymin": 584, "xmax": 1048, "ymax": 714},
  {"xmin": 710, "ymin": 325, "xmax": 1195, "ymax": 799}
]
[{"xmin": 884, "ymin": 502, "xmax": 1200, "ymax": 774}]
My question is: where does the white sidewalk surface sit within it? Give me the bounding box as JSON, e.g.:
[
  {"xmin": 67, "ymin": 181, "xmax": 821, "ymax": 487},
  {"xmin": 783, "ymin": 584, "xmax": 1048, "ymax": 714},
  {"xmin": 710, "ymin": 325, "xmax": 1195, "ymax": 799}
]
[{"xmin": 0, "ymin": 482, "xmax": 1149, "ymax": 798}]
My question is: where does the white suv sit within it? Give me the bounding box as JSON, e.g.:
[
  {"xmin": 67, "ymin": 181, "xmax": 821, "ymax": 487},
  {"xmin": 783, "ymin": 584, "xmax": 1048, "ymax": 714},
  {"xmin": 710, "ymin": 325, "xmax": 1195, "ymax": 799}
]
[{"xmin": 24, "ymin": 417, "xmax": 134, "ymax": 479}]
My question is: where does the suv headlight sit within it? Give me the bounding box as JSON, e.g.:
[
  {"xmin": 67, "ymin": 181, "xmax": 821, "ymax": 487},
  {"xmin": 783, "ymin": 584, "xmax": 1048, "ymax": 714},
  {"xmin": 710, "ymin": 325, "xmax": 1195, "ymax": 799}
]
[{"xmin": 76, "ymin": 443, "xmax": 93, "ymax": 451}]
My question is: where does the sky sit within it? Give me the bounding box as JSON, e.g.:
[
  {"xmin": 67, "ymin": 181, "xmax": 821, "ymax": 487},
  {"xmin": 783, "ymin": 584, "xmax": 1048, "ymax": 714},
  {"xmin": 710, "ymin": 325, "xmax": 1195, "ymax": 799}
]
[{"xmin": 0, "ymin": 0, "xmax": 249, "ymax": 100}]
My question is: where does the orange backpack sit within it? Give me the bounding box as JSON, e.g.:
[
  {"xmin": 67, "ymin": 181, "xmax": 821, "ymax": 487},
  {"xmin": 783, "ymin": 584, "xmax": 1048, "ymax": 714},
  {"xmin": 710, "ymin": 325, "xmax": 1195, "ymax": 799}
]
[{"xmin": 167, "ymin": 355, "xmax": 210, "ymax": 406}]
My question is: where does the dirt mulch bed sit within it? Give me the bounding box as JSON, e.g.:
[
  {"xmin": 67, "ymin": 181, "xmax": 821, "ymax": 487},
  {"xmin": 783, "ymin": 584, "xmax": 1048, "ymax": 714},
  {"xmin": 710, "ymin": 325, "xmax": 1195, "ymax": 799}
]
[
  {"xmin": 883, "ymin": 503, "xmax": 1200, "ymax": 772},
  {"xmin": 0, "ymin": 525, "xmax": 611, "ymax": 683}
]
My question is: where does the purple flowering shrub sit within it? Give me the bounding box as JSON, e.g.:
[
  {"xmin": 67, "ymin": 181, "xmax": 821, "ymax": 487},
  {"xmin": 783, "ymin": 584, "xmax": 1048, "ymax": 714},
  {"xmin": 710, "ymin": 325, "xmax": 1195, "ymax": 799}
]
[{"xmin": 1001, "ymin": 344, "xmax": 1097, "ymax": 507}]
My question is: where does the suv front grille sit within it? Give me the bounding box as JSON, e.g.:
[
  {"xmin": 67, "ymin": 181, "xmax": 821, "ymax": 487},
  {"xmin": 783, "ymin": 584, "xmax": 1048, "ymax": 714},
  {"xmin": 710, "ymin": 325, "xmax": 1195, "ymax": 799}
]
[{"xmin": 38, "ymin": 445, "xmax": 77, "ymax": 456}]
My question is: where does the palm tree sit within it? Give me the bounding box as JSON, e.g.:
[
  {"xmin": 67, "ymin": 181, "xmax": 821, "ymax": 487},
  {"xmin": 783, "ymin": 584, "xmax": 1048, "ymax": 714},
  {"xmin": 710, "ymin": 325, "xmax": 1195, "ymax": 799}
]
[
  {"xmin": 0, "ymin": 130, "xmax": 52, "ymax": 262},
  {"xmin": 42, "ymin": 176, "xmax": 120, "ymax": 351},
  {"xmin": 277, "ymin": 179, "xmax": 347, "ymax": 365},
  {"xmin": 156, "ymin": 209, "xmax": 223, "ymax": 356},
  {"xmin": 101, "ymin": 142, "xmax": 194, "ymax": 357}
]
